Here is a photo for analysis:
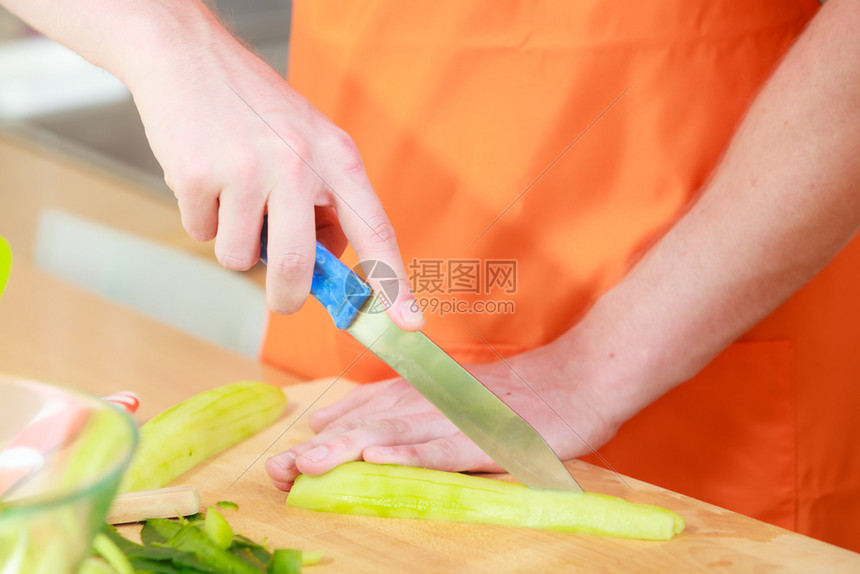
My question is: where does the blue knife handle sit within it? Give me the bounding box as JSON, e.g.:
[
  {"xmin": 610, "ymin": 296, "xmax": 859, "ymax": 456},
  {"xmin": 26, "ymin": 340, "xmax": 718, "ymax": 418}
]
[{"xmin": 259, "ymin": 216, "xmax": 371, "ymax": 329}]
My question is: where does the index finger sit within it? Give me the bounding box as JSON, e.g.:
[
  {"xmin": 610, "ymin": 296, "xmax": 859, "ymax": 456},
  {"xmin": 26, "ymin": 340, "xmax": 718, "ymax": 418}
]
[{"xmin": 333, "ymin": 183, "xmax": 425, "ymax": 331}]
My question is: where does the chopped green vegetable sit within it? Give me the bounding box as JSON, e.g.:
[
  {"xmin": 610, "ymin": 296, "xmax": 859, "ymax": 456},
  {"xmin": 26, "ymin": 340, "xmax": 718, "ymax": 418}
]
[
  {"xmin": 230, "ymin": 535, "xmax": 274, "ymax": 570},
  {"xmin": 287, "ymin": 462, "xmax": 685, "ymax": 541},
  {"xmin": 120, "ymin": 382, "xmax": 287, "ymax": 492},
  {"xmin": 216, "ymin": 501, "xmax": 240, "ymax": 511},
  {"xmin": 267, "ymin": 549, "xmax": 301, "ymax": 574},
  {"xmin": 204, "ymin": 506, "xmax": 234, "ymax": 549},
  {"xmin": 299, "ymin": 551, "xmax": 323, "ymax": 567},
  {"xmin": 166, "ymin": 523, "xmax": 259, "ymax": 574},
  {"xmin": 92, "ymin": 507, "xmax": 321, "ymax": 573}
]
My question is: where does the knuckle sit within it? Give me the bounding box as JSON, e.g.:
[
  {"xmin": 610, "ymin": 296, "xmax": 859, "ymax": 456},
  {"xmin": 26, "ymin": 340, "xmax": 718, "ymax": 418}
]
[
  {"xmin": 362, "ymin": 214, "xmax": 399, "ymax": 250},
  {"xmin": 276, "ymin": 150, "xmax": 313, "ymax": 184},
  {"xmin": 172, "ymin": 152, "xmax": 265, "ymax": 195},
  {"xmin": 269, "ymin": 249, "xmax": 313, "ymax": 277},
  {"xmin": 290, "ymin": 138, "xmax": 315, "ymax": 164},
  {"xmin": 327, "ymin": 434, "xmax": 357, "ymax": 453},
  {"xmin": 376, "ymin": 417, "xmax": 411, "ymax": 436},
  {"xmin": 432, "ymin": 438, "xmax": 460, "ymax": 464},
  {"xmin": 329, "ymin": 128, "xmax": 363, "ymax": 174},
  {"xmin": 399, "ymin": 444, "xmax": 422, "ymax": 462},
  {"xmin": 277, "ymin": 137, "xmax": 314, "ymax": 172},
  {"xmin": 228, "ymin": 152, "xmax": 263, "ymax": 189},
  {"xmin": 168, "ymin": 161, "xmax": 213, "ymax": 194},
  {"xmin": 328, "ymin": 418, "xmax": 368, "ymax": 433}
]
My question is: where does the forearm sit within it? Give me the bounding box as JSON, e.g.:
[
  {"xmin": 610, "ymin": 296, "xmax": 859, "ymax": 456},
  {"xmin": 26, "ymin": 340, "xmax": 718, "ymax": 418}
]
[
  {"xmin": 565, "ymin": 0, "xmax": 860, "ymax": 422},
  {"xmin": 2, "ymin": 0, "xmax": 424, "ymax": 327},
  {"xmin": 0, "ymin": 0, "xmax": 233, "ymax": 89}
]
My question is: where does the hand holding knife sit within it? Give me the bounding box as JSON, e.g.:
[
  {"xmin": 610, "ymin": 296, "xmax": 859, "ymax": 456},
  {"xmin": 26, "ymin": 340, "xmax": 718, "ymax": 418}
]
[{"xmin": 260, "ymin": 218, "xmax": 581, "ymax": 492}]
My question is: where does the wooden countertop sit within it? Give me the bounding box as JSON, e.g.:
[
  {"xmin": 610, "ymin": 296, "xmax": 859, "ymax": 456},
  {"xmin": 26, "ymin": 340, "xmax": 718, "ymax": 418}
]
[{"xmin": 2, "ymin": 129, "xmax": 859, "ymax": 572}]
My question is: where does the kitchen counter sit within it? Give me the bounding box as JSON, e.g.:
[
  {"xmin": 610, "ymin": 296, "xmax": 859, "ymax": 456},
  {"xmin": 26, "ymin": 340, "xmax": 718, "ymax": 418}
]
[{"xmin": 1, "ymin": 130, "xmax": 859, "ymax": 572}]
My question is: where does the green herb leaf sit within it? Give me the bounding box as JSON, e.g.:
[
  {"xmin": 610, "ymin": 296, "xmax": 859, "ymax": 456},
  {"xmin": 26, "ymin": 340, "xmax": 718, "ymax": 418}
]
[{"xmin": 141, "ymin": 518, "xmax": 182, "ymax": 546}]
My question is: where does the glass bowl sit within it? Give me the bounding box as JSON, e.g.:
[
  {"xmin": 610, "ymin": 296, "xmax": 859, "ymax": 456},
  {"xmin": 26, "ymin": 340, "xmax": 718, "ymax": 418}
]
[{"xmin": 0, "ymin": 375, "xmax": 138, "ymax": 573}]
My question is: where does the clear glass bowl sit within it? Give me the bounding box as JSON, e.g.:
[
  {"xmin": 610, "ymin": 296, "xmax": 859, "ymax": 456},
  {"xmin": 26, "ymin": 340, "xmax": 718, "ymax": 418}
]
[{"xmin": 0, "ymin": 375, "xmax": 138, "ymax": 573}]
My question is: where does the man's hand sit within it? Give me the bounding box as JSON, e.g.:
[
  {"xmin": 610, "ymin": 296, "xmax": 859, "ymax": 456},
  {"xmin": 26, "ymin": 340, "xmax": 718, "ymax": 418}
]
[
  {"xmin": 126, "ymin": 7, "xmax": 423, "ymax": 327},
  {"xmin": 0, "ymin": 0, "xmax": 424, "ymax": 328},
  {"xmin": 265, "ymin": 339, "xmax": 626, "ymax": 491}
]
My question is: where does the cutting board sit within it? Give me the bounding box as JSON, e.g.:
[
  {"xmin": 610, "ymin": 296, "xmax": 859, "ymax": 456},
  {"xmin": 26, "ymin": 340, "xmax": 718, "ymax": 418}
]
[{"xmin": 119, "ymin": 379, "xmax": 860, "ymax": 573}]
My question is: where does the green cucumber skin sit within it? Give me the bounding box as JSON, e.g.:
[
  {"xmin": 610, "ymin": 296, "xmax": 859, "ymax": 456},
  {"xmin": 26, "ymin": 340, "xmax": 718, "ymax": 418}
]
[
  {"xmin": 120, "ymin": 381, "xmax": 287, "ymax": 493},
  {"xmin": 287, "ymin": 462, "xmax": 685, "ymax": 541}
]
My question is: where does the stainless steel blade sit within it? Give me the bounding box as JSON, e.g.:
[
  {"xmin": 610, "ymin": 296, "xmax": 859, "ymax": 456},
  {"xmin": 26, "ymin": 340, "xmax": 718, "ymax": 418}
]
[{"xmin": 348, "ymin": 297, "xmax": 582, "ymax": 492}]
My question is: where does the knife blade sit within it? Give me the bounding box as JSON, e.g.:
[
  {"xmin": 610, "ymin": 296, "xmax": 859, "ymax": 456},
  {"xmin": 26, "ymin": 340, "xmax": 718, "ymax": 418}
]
[{"xmin": 260, "ymin": 220, "xmax": 581, "ymax": 491}]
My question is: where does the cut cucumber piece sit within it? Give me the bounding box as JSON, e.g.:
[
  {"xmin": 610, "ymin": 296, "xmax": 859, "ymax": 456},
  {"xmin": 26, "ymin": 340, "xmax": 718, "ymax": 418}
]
[
  {"xmin": 204, "ymin": 505, "xmax": 234, "ymax": 549},
  {"xmin": 120, "ymin": 381, "xmax": 287, "ymax": 492},
  {"xmin": 287, "ymin": 462, "xmax": 684, "ymax": 541}
]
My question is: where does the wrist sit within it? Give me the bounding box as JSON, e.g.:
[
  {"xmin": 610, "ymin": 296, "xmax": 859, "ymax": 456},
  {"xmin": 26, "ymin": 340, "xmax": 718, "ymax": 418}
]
[
  {"xmin": 101, "ymin": 1, "xmax": 236, "ymax": 92},
  {"xmin": 549, "ymin": 287, "xmax": 700, "ymax": 430}
]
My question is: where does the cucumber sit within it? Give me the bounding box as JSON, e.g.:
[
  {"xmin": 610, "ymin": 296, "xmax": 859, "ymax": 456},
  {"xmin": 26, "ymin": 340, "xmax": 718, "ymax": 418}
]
[
  {"xmin": 287, "ymin": 461, "xmax": 685, "ymax": 541},
  {"xmin": 204, "ymin": 505, "xmax": 234, "ymax": 549},
  {"xmin": 120, "ymin": 381, "xmax": 287, "ymax": 492}
]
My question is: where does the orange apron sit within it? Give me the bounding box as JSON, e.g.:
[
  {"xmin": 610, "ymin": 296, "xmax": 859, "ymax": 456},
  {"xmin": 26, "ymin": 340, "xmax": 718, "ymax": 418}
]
[{"xmin": 263, "ymin": 0, "xmax": 860, "ymax": 551}]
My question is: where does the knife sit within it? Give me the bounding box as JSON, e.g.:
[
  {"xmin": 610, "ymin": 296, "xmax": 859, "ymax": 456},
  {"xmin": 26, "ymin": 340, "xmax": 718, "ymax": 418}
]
[{"xmin": 259, "ymin": 219, "xmax": 581, "ymax": 492}]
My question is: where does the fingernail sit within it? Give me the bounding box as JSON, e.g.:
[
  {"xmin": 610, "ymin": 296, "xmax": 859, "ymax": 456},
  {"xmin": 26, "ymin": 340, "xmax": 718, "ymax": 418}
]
[
  {"xmin": 374, "ymin": 446, "xmax": 393, "ymax": 455},
  {"xmin": 302, "ymin": 445, "xmax": 329, "ymax": 464},
  {"xmin": 400, "ymin": 298, "xmax": 425, "ymax": 326}
]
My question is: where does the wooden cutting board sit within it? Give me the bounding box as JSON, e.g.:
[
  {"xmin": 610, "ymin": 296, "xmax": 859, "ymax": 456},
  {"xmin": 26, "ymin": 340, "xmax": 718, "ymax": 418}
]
[{"xmin": 118, "ymin": 378, "xmax": 860, "ymax": 573}]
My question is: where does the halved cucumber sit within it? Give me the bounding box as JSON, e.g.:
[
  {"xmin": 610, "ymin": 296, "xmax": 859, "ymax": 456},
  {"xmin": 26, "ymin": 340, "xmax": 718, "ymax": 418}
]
[
  {"xmin": 120, "ymin": 381, "xmax": 287, "ymax": 492},
  {"xmin": 287, "ymin": 461, "xmax": 684, "ymax": 541}
]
